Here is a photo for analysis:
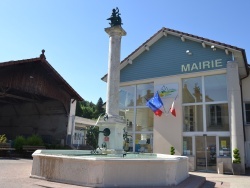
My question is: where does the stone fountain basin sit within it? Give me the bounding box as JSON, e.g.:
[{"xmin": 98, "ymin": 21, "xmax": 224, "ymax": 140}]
[{"xmin": 31, "ymin": 150, "xmax": 189, "ymax": 187}]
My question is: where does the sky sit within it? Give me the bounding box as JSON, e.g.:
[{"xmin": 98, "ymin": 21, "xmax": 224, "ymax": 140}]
[{"xmin": 0, "ymin": 1, "xmax": 249, "ymax": 104}]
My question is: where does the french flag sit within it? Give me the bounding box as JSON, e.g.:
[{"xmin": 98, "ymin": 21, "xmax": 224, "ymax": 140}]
[{"xmin": 170, "ymin": 96, "xmax": 177, "ymax": 117}]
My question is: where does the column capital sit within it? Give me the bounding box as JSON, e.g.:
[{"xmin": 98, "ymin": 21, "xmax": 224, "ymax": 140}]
[{"xmin": 105, "ymin": 26, "xmax": 127, "ymax": 37}]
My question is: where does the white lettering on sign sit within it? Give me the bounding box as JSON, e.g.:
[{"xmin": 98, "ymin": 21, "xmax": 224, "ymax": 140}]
[{"xmin": 181, "ymin": 59, "xmax": 223, "ymax": 72}]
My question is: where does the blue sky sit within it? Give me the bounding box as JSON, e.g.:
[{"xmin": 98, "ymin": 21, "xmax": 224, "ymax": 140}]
[{"xmin": 0, "ymin": 1, "xmax": 249, "ymax": 103}]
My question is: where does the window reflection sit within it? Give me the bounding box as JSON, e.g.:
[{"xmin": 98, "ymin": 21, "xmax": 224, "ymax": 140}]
[
  {"xmin": 136, "ymin": 83, "xmax": 154, "ymax": 106},
  {"xmin": 136, "ymin": 108, "xmax": 153, "ymax": 131},
  {"xmin": 119, "ymin": 109, "xmax": 134, "ymax": 132},
  {"xmin": 206, "ymin": 104, "xmax": 229, "ymax": 131},
  {"xmin": 183, "ymin": 137, "xmax": 192, "ymax": 155},
  {"xmin": 123, "ymin": 134, "xmax": 133, "ymax": 152},
  {"xmin": 205, "ymin": 74, "xmax": 227, "ymax": 102},
  {"xmin": 119, "ymin": 86, "xmax": 135, "ymax": 108},
  {"xmin": 135, "ymin": 133, "xmax": 153, "ymax": 153},
  {"xmin": 183, "ymin": 105, "xmax": 203, "ymax": 132},
  {"xmin": 183, "ymin": 77, "xmax": 202, "ymax": 103}
]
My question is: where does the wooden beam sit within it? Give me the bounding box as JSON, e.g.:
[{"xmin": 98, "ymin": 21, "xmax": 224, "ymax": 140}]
[{"xmin": 0, "ymin": 92, "xmax": 38, "ymax": 103}]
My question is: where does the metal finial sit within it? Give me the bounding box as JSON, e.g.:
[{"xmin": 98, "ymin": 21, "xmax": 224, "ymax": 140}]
[{"xmin": 40, "ymin": 49, "xmax": 46, "ymax": 60}]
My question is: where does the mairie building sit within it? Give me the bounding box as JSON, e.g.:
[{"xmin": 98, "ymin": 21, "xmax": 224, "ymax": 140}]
[{"xmin": 102, "ymin": 27, "xmax": 249, "ymax": 173}]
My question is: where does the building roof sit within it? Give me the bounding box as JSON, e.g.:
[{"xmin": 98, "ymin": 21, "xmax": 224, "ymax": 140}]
[
  {"xmin": 102, "ymin": 27, "xmax": 249, "ymax": 81},
  {"xmin": 75, "ymin": 116, "xmax": 96, "ymax": 127},
  {"xmin": 0, "ymin": 51, "xmax": 83, "ymax": 101}
]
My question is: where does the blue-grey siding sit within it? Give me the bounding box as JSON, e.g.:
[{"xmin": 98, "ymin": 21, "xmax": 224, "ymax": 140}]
[{"xmin": 120, "ymin": 35, "xmax": 232, "ymax": 83}]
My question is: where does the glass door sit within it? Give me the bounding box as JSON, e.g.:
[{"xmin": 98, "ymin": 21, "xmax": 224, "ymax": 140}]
[{"xmin": 196, "ymin": 136, "xmax": 216, "ymax": 172}]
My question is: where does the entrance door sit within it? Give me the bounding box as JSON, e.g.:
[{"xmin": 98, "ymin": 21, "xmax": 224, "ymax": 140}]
[{"xmin": 196, "ymin": 136, "xmax": 216, "ymax": 172}]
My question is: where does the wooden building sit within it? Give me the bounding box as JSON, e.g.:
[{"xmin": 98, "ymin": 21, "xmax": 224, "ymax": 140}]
[{"xmin": 0, "ymin": 50, "xmax": 83, "ymax": 145}]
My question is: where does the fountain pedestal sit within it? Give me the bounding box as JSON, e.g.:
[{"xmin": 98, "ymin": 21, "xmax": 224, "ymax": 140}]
[{"xmin": 98, "ymin": 120, "xmax": 125, "ymax": 153}]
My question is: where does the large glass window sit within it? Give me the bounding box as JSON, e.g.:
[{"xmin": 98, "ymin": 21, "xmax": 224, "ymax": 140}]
[
  {"xmin": 204, "ymin": 74, "xmax": 227, "ymax": 102},
  {"xmin": 183, "ymin": 77, "xmax": 202, "ymax": 103},
  {"xmin": 183, "ymin": 105, "xmax": 203, "ymax": 131},
  {"xmin": 183, "ymin": 137, "xmax": 193, "ymax": 155},
  {"xmin": 206, "ymin": 104, "xmax": 229, "ymax": 131},
  {"xmin": 219, "ymin": 137, "xmax": 231, "ymax": 157},
  {"xmin": 120, "ymin": 83, "xmax": 154, "ymax": 153},
  {"xmin": 182, "ymin": 74, "xmax": 229, "ymax": 132}
]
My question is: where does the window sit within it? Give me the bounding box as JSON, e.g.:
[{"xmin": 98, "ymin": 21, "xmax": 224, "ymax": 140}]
[
  {"xmin": 219, "ymin": 137, "xmax": 231, "ymax": 157},
  {"xmin": 120, "ymin": 83, "xmax": 154, "ymax": 153},
  {"xmin": 136, "ymin": 83, "xmax": 154, "ymax": 106},
  {"xmin": 183, "ymin": 137, "xmax": 192, "ymax": 155},
  {"xmin": 183, "ymin": 77, "xmax": 202, "ymax": 103},
  {"xmin": 204, "ymin": 74, "xmax": 227, "ymax": 102},
  {"xmin": 119, "ymin": 85, "xmax": 135, "ymax": 108},
  {"xmin": 206, "ymin": 104, "xmax": 229, "ymax": 131},
  {"xmin": 119, "ymin": 109, "xmax": 134, "ymax": 132},
  {"xmin": 135, "ymin": 133, "xmax": 153, "ymax": 153},
  {"xmin": 183, "ymin": 105, "xmax": 203, "ymax": 132},
  {"xmin": 136, "ymin": 108, "xmax": 153, "ymax": 131},
  {"xmin": 245, "ymin": 103, "xmax": 250, "ymax": 125},
  {"xmin": 210, "ymin": 105, "xmax": 222, "ymax": 126},
  {"xmin": 182, "ymin": 74, "xmax": 228, "ymax": 132}
]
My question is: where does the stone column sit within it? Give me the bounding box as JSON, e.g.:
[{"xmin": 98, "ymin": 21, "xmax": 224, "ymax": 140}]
[
  {"xmin": 227, "ymin": 61, "xmax": 245, "ymax": 174},
  {"xmin": 105, "ymin": 25, "xmax": 126, "ymax": 120},
  {"xmin": 97, "ymin": 26, "xmax": 126, "ymax": 153}
]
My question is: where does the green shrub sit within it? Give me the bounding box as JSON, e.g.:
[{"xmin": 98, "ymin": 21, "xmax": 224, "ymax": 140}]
[
  {"xmin": 14, "ymin": 136, "xmax": 26, "ymax": 151},
  {"xmin": 0, "ymin": 134, "xmax": 7, "ymax": 143},
  {"xmin": 233, "ymin": 148, "xmax": 241, "ymax": 164},
  {"xmin": 86, "ymin": 126, "xmax": 99, "ymax": 149},
  {"xmin": 26, "ymin": 134, "xmax": 44, "ymax": 146},
  {"xmin": 170, "ymin": 146, "xmax": 175, "ymax": 155}
]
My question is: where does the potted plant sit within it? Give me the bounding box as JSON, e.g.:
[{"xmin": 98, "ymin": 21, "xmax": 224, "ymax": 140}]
[
  {"xmin": 232, "ymin": 148, "xmax": 241, "ymax": 175},
  {"xmin": 170, "ymin": 146, "xmax": 175, "ymax": 155}
]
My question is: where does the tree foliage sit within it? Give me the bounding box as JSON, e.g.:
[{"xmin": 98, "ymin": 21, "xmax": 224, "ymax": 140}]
[
  {"xmin": 86, "ymin": 126, "xmax": 99, "ymax": 149},
  {"xmin": 76, "ymin": 97, "xmax": 105, "ymax": 119}
]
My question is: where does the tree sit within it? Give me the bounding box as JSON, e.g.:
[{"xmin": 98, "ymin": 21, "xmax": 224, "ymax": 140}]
[
  {"xmin": 82, "ymin": 106, "xmax": 94, "ymax": 119},
  {"xmin": 75, "ymin": 98, "xmax": 105, "ymax": 119},
  {"xmin": 95, "ymin": 97, "xmax": 105, "ymax": 118},
  {"xmin": 75, "ymin": 101, "xmax": 83, "ymax": 116},
  {"xmin": 86, "ymin": 126, "xmax": 99, "ymax": 149}
]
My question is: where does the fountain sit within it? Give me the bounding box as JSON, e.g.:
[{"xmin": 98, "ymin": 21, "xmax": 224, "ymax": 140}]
[{"xmin": 30, "ymin": 8, "xmax": 189, "ymax": 187}]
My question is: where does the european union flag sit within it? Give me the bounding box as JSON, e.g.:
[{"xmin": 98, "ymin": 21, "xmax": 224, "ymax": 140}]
[{"xmin": 146, "ymin": 92, "xmax": 163, "ymax": 112}]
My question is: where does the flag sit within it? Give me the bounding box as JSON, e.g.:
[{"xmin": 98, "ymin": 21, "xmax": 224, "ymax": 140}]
[
  {"xmin": 170, "ymin": 99, "xmax": 176, "ymax": 117},
  {"xmin": 146, "ymin": 92, "xmax": 164, "ymax": 116}
]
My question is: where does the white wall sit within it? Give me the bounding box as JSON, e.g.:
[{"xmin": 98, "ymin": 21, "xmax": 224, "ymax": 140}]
[{"xmin": 153, "ymin": 75, "xmax": 182, "ymax": 155}]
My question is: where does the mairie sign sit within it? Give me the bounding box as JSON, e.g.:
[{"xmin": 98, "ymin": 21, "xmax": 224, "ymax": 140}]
[{"xmin": 181, "ymin": 59, "xmax": 223, "ymax": 72}]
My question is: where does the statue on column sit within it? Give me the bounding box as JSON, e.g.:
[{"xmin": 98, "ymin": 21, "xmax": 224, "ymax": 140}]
[{"xmin": 107, "ymin": 7, "xmax": 122, "ymax": 27}]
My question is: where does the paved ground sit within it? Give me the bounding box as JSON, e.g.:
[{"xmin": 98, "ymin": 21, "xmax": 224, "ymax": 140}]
[{"xmin": 0, "ymin": 158, "xmax": 250, "ymax": 188}]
